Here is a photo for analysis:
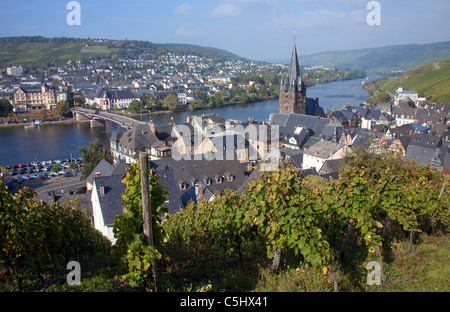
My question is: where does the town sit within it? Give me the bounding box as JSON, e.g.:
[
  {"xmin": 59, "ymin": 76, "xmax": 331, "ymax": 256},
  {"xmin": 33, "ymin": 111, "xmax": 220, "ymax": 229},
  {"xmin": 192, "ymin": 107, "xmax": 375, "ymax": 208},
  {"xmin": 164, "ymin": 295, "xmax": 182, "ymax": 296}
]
[{"xmin": 1, "ymin": 42, "xmax": 449, "ymax": 247}]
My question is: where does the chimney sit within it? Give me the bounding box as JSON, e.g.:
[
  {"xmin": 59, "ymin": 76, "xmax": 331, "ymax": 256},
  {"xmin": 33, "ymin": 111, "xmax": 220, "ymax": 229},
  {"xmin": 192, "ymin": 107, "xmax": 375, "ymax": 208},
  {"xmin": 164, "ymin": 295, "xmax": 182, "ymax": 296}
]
[
  {"xmin": 99, "ymin": 185, "xmax": 105, "ymax": 196},
  {"xmin": 95, "ymin": 172, "xmax": 101, "ymax": 177},
  {"xmin": 149, "ymin": 122, "xmax": 156, "ymax": 133}
]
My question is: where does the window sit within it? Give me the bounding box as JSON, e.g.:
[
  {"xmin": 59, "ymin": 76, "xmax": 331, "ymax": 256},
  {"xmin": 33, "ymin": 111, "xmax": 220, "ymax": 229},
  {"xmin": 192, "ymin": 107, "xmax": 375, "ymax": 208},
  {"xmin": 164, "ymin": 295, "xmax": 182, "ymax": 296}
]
[
  {"xmin": 206, "ymin": 178, "xmax": 212, "ymax": 186},
  {"xmin": 217, "ymin": 176, "xmax": 224, "ymax": 184}
]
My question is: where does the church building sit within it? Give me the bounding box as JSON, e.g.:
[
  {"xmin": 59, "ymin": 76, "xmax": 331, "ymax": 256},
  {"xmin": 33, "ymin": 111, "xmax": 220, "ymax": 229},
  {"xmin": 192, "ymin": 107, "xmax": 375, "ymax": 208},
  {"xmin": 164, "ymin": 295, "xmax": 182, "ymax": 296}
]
[{"xmin": 279, "ymin": 44, "xmax": 324, "ymax": 117}]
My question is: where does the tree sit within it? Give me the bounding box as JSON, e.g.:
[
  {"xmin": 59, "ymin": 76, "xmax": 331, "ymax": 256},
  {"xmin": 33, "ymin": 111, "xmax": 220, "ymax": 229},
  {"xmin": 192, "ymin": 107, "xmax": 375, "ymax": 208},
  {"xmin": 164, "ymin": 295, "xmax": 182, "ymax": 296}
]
[
  {"xmin": 78, "ymin": 139, "xmax": 114, "ymax": 180},
  {"xmin": 0, "ymin": 99, "xmax": 13, "ymax": 117},
  {"xmin": 66, "ymin": 86, "xmax": 74, "ymax": 107},
  {"xmin": 55, "ymin": 100, "xmax": 71, "ymax": 117},
  {"xmin": 163, "ymin": 94, "xmax": 179, "ymax": 111},
  {"xmin": 128, "ymin": 99, "xmax": 143, "ymax": 113}
]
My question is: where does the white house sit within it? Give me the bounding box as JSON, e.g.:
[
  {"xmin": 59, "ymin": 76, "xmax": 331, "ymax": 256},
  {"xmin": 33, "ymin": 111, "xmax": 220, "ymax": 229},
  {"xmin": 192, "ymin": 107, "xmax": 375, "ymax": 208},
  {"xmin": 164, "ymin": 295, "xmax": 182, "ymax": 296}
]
[
  {"xmin": 91, "ymin": 175, "xmax": 126, "ymax": 244},
  {"xmin": 302, "ymin": 140, "xmax": 346, "ymax": 172}
]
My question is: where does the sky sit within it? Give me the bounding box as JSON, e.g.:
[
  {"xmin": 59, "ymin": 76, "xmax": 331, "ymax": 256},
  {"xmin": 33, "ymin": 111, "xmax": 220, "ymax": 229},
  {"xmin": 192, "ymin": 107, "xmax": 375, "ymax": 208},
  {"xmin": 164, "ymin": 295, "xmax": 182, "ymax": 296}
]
[{"xmin": 1, "ymin": 0, "xmax": 449, "ymax": 62}]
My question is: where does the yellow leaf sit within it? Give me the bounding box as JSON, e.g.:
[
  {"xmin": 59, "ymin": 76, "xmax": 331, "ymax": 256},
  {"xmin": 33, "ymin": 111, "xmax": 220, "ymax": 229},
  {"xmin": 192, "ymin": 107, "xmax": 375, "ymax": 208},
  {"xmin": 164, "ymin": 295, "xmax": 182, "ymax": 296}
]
[{"xmin": 322, "ymin": 267, "xmax": 328, "ymax": 275}]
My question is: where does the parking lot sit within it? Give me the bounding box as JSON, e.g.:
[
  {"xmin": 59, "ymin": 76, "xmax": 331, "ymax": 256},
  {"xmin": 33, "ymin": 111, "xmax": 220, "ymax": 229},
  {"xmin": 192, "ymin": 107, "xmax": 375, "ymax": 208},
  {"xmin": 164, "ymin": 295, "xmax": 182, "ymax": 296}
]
[{"xmin": 5, "ymin": 169, "xmax": 86, "ymax": 195}]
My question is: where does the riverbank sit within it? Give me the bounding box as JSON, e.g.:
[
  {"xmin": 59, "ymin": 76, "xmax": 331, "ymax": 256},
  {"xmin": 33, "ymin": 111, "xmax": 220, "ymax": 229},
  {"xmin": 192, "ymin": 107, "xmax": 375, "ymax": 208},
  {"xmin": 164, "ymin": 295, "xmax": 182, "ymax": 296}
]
[{"xmin": 0, "ymin": 117, "xmax": 76, "ymax": 128}]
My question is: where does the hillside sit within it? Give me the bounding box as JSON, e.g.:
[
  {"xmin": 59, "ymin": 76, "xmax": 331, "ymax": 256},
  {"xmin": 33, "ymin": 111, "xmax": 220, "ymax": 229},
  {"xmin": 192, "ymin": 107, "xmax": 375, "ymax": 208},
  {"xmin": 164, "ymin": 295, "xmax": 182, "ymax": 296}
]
[
  {"xmin": 0, "ymin": 36, "xmax": 244, "ymax": 70},
  {"xmin": 375, "ymin": 58, "xmax": 450, "ymax": 103},
  {"xmin": 298, "ymin": 41, "xmax": 450, "ymax": 73}
]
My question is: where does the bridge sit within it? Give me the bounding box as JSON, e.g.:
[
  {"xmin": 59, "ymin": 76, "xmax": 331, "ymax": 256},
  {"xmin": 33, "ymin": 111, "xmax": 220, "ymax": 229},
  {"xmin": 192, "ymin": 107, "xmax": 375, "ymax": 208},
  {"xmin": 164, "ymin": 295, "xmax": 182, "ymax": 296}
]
[{"xmin": 71, "ymin": 107, "xmax": 147, "ymax": 129}]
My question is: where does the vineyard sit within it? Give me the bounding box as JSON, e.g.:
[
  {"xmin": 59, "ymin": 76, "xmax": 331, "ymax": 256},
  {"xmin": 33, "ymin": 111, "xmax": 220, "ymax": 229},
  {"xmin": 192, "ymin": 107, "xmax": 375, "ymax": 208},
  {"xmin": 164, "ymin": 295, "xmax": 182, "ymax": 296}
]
[{"xmin": 0, "ymin": 147, "xmax": 449, "ymax": 292}]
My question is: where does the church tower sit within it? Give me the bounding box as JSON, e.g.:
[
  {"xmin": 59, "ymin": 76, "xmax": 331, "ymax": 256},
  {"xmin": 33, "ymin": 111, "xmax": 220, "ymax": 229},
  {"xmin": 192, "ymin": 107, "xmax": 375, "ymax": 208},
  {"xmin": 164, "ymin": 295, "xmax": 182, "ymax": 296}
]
[{"xmin": 279, "ymin": 44, "xmax": 307, "ymax": 115}]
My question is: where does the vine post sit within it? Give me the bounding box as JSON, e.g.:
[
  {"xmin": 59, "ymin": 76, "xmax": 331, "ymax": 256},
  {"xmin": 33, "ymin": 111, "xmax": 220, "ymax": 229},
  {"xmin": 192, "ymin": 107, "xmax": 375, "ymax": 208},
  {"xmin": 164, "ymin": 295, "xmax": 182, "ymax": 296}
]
[{"xmin": 139, "ymin": 152, "xmax": 156, "ymax": 291}]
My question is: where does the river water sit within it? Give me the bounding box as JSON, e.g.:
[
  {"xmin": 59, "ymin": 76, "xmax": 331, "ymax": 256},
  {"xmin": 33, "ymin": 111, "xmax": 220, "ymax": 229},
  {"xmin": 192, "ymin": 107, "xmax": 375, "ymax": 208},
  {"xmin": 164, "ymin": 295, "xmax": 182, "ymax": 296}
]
[{"xmin": 0, "ymin": 74, "xmax": 378, "ymax": 166}]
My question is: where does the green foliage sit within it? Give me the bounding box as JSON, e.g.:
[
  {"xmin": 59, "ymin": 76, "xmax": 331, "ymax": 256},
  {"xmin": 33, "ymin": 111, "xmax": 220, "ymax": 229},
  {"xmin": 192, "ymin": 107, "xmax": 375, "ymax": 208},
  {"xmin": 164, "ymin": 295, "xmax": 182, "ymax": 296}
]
[
  {"xmin": 113, "ymin": 161, "xmax": 168, "ymax": 290},
  {"xmin": 127, "ymin": 100, "xmax": 143, "ymax": 113},
  {"xmin": 162, "ymin": 149, "xmax": 449, "ymax": 290},
  {"xmin": 78, "ymin": 139, "xmax": 114, "ymax": 180},
  {"xmin": 55, "ymin": 100, "xmax": 71, "ymax": 117},
  {"xmin": 0, "ymin": 99, "xmax": 13, "ymax": 117},
  {"xmin": 0, "ymin": 174, "xmax": 111, "ymax": 290},
  {"xmin": 163, "ymin": 94, "xmax": 179, "ymax": 111}
]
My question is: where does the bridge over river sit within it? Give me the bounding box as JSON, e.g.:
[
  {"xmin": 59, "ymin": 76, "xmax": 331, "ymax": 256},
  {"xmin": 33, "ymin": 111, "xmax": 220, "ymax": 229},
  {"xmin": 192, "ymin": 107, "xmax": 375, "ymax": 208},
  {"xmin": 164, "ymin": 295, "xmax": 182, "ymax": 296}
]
[{"xmin": 71, "ymin": 107, "xmax": 147, "ymax": 129}]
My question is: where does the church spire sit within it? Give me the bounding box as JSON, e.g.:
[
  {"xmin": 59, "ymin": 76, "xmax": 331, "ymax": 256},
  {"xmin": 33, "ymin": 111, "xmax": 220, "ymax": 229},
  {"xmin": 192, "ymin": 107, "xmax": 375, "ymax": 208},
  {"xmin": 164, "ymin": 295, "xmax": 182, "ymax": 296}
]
[{"xmin": 281, "ymin": 43, "xmax": 303, "ymax": 93}]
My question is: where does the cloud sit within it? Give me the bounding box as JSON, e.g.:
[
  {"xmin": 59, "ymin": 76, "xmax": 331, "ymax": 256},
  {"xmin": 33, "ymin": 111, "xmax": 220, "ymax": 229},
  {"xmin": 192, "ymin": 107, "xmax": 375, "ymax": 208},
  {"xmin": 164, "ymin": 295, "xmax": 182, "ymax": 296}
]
[
  {"xmin": 174, "ymin": 3, "xmax": 193, "ymax": 16},
  {"xmin": 207, "ymin": 3, "xmax": 242, "ymax": 17}
]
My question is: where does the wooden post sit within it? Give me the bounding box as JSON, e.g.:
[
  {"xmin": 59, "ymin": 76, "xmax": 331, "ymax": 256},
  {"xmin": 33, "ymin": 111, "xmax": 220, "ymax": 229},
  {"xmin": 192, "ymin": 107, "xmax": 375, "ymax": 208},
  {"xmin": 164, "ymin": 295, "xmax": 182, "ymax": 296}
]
[
  {"xmin": 140, "ymin": 152, "xmax": 153, "ymax": 246},
  {"xmin": 139, "ymin": 152, "xmax": 156, "ymax": 291}
]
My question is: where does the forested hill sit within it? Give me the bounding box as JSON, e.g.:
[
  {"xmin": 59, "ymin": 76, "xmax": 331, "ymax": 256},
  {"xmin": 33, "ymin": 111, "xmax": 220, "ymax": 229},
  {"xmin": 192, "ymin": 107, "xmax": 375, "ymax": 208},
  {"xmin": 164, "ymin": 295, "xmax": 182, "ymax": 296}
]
[
  {"xmin": 298, "ymin": 41, "xmax": 450, "ymax": 73},
  {"xmin": 0, "ymin": 36, "xmax": 245, "ymax": 69}
]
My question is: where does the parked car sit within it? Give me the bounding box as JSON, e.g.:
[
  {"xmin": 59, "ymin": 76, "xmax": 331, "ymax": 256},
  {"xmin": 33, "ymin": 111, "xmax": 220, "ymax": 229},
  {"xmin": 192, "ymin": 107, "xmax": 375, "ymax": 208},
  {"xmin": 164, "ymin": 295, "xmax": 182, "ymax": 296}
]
[
  {"xmin": 29, "ymin": 174, "xmax": 39, "ymax": 179},
  {"xmin": 49, "ymin": 172, "xmax": 59, "ymax": 177},
  {"xmin": 22, "ymin": 175, "xmax": 30, "ymax": 181},
  {"xmin": 58, "ymin": 170, "xmax": 67, "ymax": 176},
  {"xmin": 39, "ymin": 173, "xmax": 48, "ymax": 179}
]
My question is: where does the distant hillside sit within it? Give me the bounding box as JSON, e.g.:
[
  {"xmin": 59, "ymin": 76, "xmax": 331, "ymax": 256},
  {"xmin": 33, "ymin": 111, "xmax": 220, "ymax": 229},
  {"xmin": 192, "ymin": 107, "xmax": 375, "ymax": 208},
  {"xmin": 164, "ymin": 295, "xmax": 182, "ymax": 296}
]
[
  {"xmin": 375, "ymin": 58, "xmax": 450, "ymax": 103},
  {"xmin": 160, "ymin": 43, "xmax": 245, "ymax": 62},
  {"xmin": 0, "ymin": 36, "xmax": 244, "ymax": 70},
  {"xmin": 298, "ymin": 41, "xmax": 450, "ymax": 73}
]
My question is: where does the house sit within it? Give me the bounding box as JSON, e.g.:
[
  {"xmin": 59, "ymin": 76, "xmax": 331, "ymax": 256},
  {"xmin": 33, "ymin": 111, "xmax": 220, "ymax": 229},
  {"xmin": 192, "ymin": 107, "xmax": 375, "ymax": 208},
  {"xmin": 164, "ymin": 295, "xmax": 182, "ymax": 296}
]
[
  {"xmin": 404, "ymin": 145, "xmax": 443, "ymax": 171},
  {"xmin": 362, "ymin": 110, "xmax": 396, "ymax": 129},
  {"xmin": 87, "ymin": 87, "xmax": 138, "ymax": 110},
  {"xmin": 302, "ymin": 139, "xmax": 346, "ymax": 172},
  {"xmin": 318, "ymin": 158, "xmax": 343, "ymax": 179},
  {"xmin": 150, "ymin": 157, "xmax": 248, "ymax": 212},
  {"xmin": 391, "ymin": 102, "xmax": 417, "ymax": 127},
  {"xmin": 12, "ymin": 84, "xmax": 66, "ymax": 112},
  {"xmin": 91, "ymin": 174, "xmax": 127, "ymax": 244},
  {"xmin": 110, "ymin": 123, "xmax": 174, "ymax": 164},
  {"xmin": 85, "ymin": 159, "xmax": 129, "ymax": 191}
]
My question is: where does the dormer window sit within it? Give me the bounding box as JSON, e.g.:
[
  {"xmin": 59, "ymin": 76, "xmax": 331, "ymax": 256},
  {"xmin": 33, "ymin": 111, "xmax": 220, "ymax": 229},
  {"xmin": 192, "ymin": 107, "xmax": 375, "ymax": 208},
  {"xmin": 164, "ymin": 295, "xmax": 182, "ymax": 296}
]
[
  {"xmin": 181, "ymin": 182, "xmax": 188, "ymax": 190},
  {"xmin": 217, "ymin": 176, "xmax": 224, "ymax": 184},
  {"xmin": 206, "ymin": 178, "xmax": 212, "ymax": 186},
  {"xmin": 228, "ymin": 174, "xmax": 234, "ymax": 182}
]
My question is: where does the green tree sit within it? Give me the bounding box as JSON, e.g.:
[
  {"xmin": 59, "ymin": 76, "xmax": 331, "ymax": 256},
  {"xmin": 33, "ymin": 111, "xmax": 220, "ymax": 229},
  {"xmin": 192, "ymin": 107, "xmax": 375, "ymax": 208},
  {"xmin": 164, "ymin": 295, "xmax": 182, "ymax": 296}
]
[
  {"xmin": 128, "ymin": 99, "xmax": 143, "ymax": 113},
  {"xmin": 66, "ymin": 86, "xmax": 74, "ymax": 107},
  {"xmin": 0, "ymin": 99, "xmax": 13, "ymax": 117},
  {"xmin": 55, "ymin": 100, "xmax": 71, "ymax": 117},
  {"xmin": 78, "ymin": 139, "xmax": 114, "ymax": 180},
  {"xmin": 163, "ymin": 94, "xmax": 179, "ymax": 111}
]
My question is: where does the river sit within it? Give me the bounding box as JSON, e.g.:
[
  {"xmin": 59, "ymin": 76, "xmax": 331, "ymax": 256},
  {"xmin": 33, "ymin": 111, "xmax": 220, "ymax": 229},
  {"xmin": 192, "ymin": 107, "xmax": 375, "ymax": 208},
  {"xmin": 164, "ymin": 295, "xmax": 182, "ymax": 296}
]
[{"xmin": 0, "ymin": 74, "xmax": 378, "ymax": 166}]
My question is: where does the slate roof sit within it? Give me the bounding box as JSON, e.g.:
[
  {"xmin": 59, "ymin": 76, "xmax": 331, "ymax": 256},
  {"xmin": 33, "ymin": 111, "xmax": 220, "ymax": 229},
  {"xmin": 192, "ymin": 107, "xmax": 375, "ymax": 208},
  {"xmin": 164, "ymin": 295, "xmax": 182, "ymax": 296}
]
[
  {"xmin": 150, "ymin": 157, "xmax": 247, "ymax": 212},
  {"xmin": 269, "ymin": 113, "xmax": 332, "ymax": 139},
  {"xmin": 93, "ymin": 175, "xmax": 127, "ymax": 226},
  {"xmin": 408, "ymin": 133, "xmax": 442, "ymax": 150},
  {"xmin": 404, "ymin": 145, "xmax": 443, "ymax": 170},
  {"xmin": 304, "ymin": 140, "xmax": 345, "ymax": 158},
  {"xmin": 280, "ymin": 44, "xmax": 305, "ymax": 93},
  {"xmin": 118, "ymin": 124, "xmax": 162, "ymax": 152}
]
